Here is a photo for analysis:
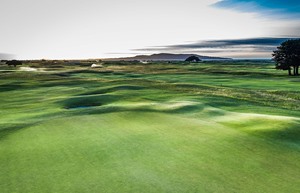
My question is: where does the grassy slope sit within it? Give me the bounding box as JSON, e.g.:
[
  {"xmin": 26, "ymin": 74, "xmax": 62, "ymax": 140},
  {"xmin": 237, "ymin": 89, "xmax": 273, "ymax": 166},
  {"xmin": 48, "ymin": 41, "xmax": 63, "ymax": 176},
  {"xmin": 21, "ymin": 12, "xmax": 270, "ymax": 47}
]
[{"xmin": 0, "ymin": 61, "xmax": 299, "ymax": 193}]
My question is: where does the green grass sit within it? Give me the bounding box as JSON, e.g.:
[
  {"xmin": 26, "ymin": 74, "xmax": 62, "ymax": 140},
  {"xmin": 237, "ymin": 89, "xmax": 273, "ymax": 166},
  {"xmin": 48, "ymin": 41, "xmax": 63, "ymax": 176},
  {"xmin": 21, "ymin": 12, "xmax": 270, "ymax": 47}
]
[{"xmin": 0, "ymin": 61, "xmax": 299, "ymax": 193}]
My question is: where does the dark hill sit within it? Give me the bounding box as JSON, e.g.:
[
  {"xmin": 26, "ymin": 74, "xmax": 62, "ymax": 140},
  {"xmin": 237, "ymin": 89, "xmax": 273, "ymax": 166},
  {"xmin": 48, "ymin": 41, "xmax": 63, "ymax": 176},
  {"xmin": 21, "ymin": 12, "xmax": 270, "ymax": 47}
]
[{"xmin": 104, "ymin": 53, "xmax": 231, "ymax": 61}]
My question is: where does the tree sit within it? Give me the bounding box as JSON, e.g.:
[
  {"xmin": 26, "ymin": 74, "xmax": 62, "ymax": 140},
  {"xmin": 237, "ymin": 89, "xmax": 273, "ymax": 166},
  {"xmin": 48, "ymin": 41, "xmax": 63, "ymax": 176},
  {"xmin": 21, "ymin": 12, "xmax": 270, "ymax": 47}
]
[
  {"xmin": 272, "ymin": 39, "xmax": 300, "ymax": 76},
  {"xmin": 185, "ymin": 56, "xmax": 201, "ymax": 62},
  {"xmin": 6, "ymin": 60, "xmax": 23, "ymax": 67}
]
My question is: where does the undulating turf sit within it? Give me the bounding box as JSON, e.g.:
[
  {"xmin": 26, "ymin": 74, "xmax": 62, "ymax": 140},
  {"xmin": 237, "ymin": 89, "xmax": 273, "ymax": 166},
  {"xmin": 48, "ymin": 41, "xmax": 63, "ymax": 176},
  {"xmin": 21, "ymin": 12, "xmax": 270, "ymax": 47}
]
[{"xmin": 0, "ymin": 61, "xmax": 299, "ymax": 193}]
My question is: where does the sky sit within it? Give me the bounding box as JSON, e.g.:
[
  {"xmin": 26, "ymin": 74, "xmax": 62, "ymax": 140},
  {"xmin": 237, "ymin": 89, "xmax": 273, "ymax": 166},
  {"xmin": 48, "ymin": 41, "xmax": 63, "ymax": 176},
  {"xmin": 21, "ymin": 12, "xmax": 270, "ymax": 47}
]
[{"xmin": 0, "ymin": 0, "xmax": 299, "ymax": 59}]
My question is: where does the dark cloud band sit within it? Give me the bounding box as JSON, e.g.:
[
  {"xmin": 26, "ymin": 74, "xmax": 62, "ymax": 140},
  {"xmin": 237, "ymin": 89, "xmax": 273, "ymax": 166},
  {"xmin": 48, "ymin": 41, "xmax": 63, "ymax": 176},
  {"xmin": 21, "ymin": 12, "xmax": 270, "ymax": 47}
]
[{"xmin": 132, "ymin": 37, "xmax": 299, "ymax": 58}]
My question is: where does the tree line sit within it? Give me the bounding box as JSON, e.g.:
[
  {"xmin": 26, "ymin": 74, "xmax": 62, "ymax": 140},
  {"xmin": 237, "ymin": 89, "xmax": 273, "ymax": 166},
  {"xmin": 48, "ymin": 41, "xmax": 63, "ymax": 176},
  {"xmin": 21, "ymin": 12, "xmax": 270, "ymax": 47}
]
[{"xmin": 273, "ymin": 39, "xmax": 300, "ymax": 76}]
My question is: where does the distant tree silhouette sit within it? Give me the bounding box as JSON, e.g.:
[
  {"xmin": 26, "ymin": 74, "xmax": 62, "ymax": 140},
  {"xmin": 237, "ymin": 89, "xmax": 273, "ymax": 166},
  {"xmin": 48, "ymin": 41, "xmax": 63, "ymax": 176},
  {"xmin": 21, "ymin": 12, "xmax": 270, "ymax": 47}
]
[
  {"xmin": 6, "ymin": 60, "xmax": 22, "ymax": 67},
  {"xmin": 185, "ymin": 56, "xmax": 201, "ymax": 62},
  {"xmin": 273, "ymin": 39, "xmax": 300, "ymax": 76}
]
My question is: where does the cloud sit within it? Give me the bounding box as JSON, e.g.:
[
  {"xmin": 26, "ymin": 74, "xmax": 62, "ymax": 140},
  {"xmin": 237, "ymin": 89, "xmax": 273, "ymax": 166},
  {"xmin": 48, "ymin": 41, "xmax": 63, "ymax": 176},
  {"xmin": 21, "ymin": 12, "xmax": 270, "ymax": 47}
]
[
  {"xmin": 134, "ymin": 37, "xmax": 296, "ymax": 50},
  {"xmin": 132, "ymin": 37, "xmax": 299, "ymax": 58},
  {"xmin": 213, "ymin": 0, "xmax": 300, "ymax": 18},
  {"xmin": 169, "ymin": 38, "xmax": 292, "ymax": 48}
]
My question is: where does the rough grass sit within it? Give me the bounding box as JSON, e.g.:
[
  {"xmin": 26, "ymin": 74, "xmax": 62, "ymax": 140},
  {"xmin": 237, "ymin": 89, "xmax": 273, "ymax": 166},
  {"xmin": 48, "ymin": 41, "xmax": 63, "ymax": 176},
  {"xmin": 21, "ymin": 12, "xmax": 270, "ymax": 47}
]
[{"xmin": 0, "ymin": 61, "xmax": 299, "ymax": 193}]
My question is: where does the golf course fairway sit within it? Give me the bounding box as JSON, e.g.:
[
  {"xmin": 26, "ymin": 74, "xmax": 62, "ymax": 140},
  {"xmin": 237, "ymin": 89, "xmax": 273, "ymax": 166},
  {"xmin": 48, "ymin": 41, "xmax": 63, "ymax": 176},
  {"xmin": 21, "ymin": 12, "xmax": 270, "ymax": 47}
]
[{"xmin": 0, "ymin": 61, "xmax": 299, "ymax": 193}]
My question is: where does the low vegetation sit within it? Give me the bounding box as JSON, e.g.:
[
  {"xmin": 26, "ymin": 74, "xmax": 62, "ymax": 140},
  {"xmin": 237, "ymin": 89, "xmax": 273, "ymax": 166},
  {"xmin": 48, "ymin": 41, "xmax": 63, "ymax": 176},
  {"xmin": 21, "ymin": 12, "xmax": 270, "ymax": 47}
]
[{"xmin": 6, "ymin": 60, "xmax": 23, "ymax": 67}]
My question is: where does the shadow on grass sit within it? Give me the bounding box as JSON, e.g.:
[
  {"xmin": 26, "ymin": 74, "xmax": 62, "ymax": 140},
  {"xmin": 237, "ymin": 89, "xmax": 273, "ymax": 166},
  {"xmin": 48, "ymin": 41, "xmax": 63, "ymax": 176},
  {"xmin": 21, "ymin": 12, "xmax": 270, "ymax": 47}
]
[
  {"xmin": 223, "ymin": 119, "xmax": 300, "ymax": 147},
  {"xmin": 80, "ymin": 85, "xmax": 146, "ymax": 96},
  {"xmin": 61, "ymin": 94, "xmax": 121, "ymax": 109},
  {"xmin": 0, "ymin": 83, "xmax": 25, "ymax": 92},
  {"xmin": 254, "ymin": 122, "xmax": 300, "ymax": 145},
  {"xmin": 0, "ymin": 123, "xmax": 36, "ymax": 140}
]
